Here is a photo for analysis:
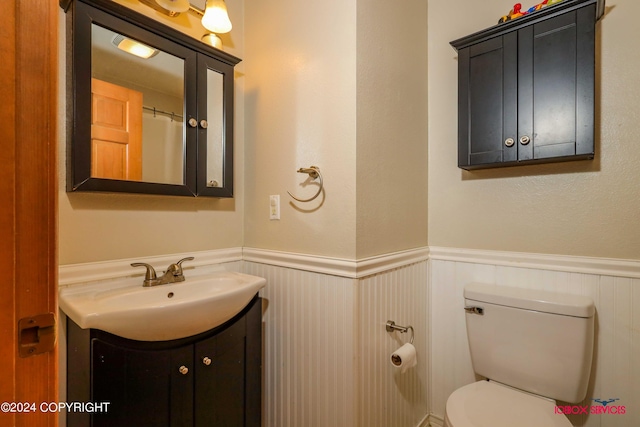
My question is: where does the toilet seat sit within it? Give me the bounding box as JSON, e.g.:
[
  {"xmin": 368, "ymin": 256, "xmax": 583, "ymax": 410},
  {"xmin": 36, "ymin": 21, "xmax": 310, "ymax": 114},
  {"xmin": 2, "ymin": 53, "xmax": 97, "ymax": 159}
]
[{"xmin": 444, "ymin": 380, "xmax": 572, "ymax": 427}]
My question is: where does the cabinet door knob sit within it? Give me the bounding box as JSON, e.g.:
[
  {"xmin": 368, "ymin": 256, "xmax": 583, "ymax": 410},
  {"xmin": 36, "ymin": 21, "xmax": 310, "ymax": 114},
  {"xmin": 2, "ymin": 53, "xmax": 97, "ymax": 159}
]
[
  {"xmin": 200, "ymin": 119, "xmax": 208, "ymax": 129},
  {"xmin": 519, "ymin": 135, "xmax": 531, "ymax": 145},
  {"xmin": 188, "ymin": 118, "xmax": 198, "ymax": 128},
  {"xmin": 505, "ymin": 138, "xmax": 515, "ymax": 147},
  {"xmin": 179, "ymin": 365, "xmax": 189, "ymax": 375},
  {"xmin": 202, "ymin": 357, "xmax": 212, "ymax": 366}
]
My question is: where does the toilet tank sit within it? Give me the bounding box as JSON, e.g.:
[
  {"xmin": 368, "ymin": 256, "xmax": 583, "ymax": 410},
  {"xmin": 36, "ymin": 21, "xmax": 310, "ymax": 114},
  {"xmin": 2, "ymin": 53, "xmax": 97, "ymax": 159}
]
[{"xmin": 464, "ymin": 283, "xmax": 595, "ymax": 403}]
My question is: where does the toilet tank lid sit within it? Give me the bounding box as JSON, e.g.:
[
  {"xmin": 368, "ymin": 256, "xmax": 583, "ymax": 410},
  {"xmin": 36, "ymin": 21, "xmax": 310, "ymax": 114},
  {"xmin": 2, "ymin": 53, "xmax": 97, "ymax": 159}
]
[{"xmin": 464, "ymin": 283, "xmax": 595, "ymax": 318}]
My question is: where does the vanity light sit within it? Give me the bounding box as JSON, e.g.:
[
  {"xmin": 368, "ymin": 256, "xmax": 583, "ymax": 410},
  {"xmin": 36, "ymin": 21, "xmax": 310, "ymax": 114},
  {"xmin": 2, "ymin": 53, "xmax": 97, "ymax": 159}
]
[
  {"xmin": 201, "ymin": 33, "xmax": 223, "ymax": 49},
  {"xmin": 201, "ymin": 0, "xmax": 232, "ymax": 34},
  {"xmin": 112, "ymin": 34, "xmax": 159, "ymax": 59},
  {"xmin": 155, "ymin": 0, "xmax": 191, "ymax": 13}
]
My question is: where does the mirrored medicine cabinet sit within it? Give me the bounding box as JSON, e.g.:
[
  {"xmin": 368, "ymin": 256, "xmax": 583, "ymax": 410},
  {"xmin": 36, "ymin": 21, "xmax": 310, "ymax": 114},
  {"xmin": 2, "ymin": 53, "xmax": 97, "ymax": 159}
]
[{"xmin": 62, "ymin": 0, "xmax": 241, "ymax": 197}]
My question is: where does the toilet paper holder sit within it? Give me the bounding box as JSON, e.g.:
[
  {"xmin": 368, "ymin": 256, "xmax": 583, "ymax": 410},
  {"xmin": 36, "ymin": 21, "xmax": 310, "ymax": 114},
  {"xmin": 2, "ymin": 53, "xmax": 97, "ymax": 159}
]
[{"xmin": 386, "ymin": 320, "xmax": 414, "ymax": 344}]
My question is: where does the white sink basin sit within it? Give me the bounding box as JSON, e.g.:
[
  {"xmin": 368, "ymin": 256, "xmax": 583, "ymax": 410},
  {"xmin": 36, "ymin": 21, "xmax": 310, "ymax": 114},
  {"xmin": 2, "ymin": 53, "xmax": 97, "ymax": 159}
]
[{"xmin": 59, "ymin": 269, "xmax": 266, "ymax": 341}]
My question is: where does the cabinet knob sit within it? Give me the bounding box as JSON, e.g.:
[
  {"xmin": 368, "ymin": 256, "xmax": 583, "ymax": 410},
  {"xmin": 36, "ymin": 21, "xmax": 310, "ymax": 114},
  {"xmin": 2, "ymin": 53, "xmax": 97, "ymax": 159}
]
[
  {"xmin": 519, "ymin": 135, "xmax": 531, "ymax": 145},
  {"xmin": 200, "ymin": 119, "xmax": 208, "ymax": 129},
  {"xmin": 188, "ymin": 118, "xmax": 198, "ymax": 128},
  {"xmin": 504, "ymin": 138, "xmax": 515, "ymax": 147},
  {"xmin": 179, "ymin": 365, "xmax": 189, "ymax": 375},
  {"xmin": 202, "ymin": 357, "xmax": 212, "ymax": 366}
]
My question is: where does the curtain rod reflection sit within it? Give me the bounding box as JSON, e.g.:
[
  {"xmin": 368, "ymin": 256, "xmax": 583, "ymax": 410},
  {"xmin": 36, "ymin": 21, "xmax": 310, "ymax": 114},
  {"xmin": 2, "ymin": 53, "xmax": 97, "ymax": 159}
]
[{"xmin": 143, "ymin": 105, "xmax": 184, "ymax": 121}]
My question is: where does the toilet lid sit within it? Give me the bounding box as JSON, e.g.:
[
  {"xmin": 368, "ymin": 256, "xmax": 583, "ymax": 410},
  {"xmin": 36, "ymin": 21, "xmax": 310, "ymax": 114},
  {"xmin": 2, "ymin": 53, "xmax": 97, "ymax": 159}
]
[{"xmin": 445, "ymin": 381, "xmax": 572, "ymax": 427}]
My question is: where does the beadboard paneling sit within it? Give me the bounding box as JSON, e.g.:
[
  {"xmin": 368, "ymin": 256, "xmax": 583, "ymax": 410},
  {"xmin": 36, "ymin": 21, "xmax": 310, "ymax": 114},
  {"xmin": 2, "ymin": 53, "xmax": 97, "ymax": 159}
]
[
  {"xmin": 358, "ymin": 262, "xmax": 429, "ymax": 427},
  {"xmin": 430, "ymin": 259, "xmax": 640, "ymax": 427},
  {"xmin": 244, "ymin": 262, "xmax": 357, "ymax": 427},
  {"xmin": 244, "ymin": 260, "xmax": 430, "ymax": 427}
]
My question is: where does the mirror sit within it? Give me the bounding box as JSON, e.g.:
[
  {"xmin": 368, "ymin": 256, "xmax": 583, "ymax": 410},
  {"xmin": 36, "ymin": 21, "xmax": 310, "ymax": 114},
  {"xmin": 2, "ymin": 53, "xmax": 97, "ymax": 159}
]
[
  {"xmin": 65, "ymin": 0, "xmax": 241, "ymax": 197},
  {"xmin": 91, "ymin": 24, "xmax": 185, "ymax": 185}
]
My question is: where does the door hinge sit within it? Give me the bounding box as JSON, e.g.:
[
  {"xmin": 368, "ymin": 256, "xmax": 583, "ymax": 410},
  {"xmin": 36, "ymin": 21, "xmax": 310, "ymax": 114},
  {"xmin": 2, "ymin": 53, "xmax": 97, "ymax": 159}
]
[{"xmin": 18, "ymin": 313, "xmax": 56, "ymax": 358}]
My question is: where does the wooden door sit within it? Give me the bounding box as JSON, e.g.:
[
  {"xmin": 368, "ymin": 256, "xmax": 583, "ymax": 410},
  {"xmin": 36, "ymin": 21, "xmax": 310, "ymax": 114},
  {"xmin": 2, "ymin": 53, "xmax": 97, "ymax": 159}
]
[
  {"xmin": 91, "ymin": 78, "xmax": 143, "ymax": 180},
  {"xmin": 0, "ymin": 1, "xmax": 58, "ymax": 426}
]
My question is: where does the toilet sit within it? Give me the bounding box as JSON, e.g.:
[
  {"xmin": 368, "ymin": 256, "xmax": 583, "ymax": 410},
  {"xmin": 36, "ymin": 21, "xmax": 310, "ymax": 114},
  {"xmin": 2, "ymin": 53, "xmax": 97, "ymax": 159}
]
[{"xmin": 443, "ymin": 283, "xmax": 595, "ymax": 427}]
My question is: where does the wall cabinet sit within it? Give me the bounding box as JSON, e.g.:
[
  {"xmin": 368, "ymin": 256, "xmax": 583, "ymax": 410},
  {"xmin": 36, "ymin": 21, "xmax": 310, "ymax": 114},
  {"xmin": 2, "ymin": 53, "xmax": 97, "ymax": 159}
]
[
  {"xmin": 63, "ymin": 0, "xmax": 239, "ymax": 197},
  {"xmin": 451, "ymin": 0, "xmax": 604, "ymax": 170},
  {"xmin": 67, "ymin": 296, "xmax": 262, "ymax": 426}
]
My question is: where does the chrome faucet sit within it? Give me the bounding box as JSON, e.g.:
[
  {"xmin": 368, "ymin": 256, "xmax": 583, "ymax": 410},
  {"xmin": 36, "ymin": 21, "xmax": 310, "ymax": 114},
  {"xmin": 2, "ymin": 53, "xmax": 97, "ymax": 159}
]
[{"xmin": 131, "ymin": 257, "xmax": 194, "ymax": 287}]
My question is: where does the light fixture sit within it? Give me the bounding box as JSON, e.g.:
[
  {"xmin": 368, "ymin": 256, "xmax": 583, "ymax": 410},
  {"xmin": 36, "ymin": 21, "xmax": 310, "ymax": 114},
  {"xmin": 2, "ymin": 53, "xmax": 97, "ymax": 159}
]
[
  {"xmin": 201, "ymin": 0, "xmax": 232, "ymax": 34},
  {"xmin": 155, "ymin": 0, "xmax": 191, "ymax": 13},
  {"xmin": 112, "ymin": 34, "xmax": 159, "ymax": 59},
  {"xmin": 141, "ymin": 0, "xmax": 234, "ymax": 47},
  {"xmin": 201, "ymin": 33, "xmax": 223, "ymax": 49}
]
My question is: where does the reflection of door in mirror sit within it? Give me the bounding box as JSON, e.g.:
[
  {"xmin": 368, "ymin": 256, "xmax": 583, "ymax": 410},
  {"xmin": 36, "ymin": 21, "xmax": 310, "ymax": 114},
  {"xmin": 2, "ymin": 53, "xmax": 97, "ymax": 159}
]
[
  {"xmin": 91, "ymin": 78, "xmax": 143, "ymax": 180},
  {"xmin": 91, "ymin": 23, "xmax": 186, "ymax": 185}
]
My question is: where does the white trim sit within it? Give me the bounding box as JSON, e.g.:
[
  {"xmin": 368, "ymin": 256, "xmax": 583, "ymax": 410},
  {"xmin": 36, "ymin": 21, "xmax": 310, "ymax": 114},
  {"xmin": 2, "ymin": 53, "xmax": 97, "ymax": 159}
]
[
  {"xmin": 242, "ymin": 247, "xmax": 430, "ymax": 278},
  {"xmin": 58, "ymin": 247, "xmax": 243, "ymax": 287},
  {"xmin": 59, "ymin": 245, "xmax": 640, "ymax": 286},
  {"xmin": 429, "ymin": 246, "xmax": 640, "ymax": 279}
]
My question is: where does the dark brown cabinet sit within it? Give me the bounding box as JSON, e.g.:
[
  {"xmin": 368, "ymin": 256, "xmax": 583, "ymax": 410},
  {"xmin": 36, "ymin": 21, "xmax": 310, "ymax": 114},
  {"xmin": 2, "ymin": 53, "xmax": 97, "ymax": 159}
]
[
  {"xmin": 451, "ymin": 0, "xmax": 604, "ymax": 170},
  {"xmin": 67, "ymin": 296, "xmax": 262, "ymax": 427}
]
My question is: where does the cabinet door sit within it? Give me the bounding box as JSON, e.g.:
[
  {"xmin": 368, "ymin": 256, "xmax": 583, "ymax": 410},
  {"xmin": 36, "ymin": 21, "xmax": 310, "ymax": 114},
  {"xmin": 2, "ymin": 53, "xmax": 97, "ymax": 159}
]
[
  {"xmin": 194, "ymin": 316, "xmax": 247, "ymax": 426},
  {"xmin": 458, "ymin": 32, "xmax": 518, "ymax": 168},
  {"xmin": 196, "ymin": 53, "xmax": 235, "ymax": 197},
  {"xmin": 517, "ymin": 5, "xmax": 595, "ymax": 160},
  {"xmin": 91, "ymin": 339, "xmax": 193, "ymax": 427}
]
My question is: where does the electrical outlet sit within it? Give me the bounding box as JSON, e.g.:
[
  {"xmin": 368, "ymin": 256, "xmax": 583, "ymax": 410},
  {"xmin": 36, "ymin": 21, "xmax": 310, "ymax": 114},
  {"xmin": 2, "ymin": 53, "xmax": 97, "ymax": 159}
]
[{"xmin": 269, "ymin": 195, "xmax": 280, "ymax": 220}]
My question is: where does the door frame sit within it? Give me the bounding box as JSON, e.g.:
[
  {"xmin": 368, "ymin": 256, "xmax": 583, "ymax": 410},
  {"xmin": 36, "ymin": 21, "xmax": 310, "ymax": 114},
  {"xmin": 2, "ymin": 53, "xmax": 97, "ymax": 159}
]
[{"xmin": 0, "ymin": 1, "xmax": 59, "ymax": 426}]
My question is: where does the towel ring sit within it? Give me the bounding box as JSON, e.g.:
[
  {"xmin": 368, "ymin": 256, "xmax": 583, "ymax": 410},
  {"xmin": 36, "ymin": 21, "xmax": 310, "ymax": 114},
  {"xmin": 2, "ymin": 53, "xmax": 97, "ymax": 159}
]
[{"xmin": 287, "ymin": 166, "xmax": 323, "ymax": 202}]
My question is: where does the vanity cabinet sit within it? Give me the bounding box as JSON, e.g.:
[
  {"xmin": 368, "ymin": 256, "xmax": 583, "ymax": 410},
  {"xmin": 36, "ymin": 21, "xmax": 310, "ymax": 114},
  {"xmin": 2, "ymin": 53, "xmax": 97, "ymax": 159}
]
[
  {"xmin": 451, "ymin": 0, "xmax": 604, "ymax": 170},
  {"xmin": 66, "ymin": 296, "xmax": 262, "ymax": 427}
]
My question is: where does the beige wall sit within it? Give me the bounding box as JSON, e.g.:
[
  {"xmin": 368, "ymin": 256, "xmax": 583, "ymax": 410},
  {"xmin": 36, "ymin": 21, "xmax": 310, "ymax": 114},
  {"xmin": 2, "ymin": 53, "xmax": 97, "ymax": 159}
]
[
  {"xmin": 58, "ymin": 0, "xmax": 246, "ymax": 265},
  {"xmin": 243, "ymin": 0, "xmax": 429, "ymax": 260},
  {"xmin": 428, "ymin": 0, "xmax": 640, "ymax": 260},
  {"xmin": 356, "ymin": 0, "xmax": 429, "ymax": 259},
  {"xmin": 243, "ymin": 0, "xmax": 358, "ymax": 259}
]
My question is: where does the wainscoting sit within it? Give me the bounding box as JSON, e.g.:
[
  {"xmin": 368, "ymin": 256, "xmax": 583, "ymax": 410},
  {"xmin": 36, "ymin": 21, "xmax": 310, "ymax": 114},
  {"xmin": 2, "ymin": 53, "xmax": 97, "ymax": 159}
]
[
  {"xmin": 429, "ymin": 247, "xmax": 640, "ymax": 427},
  {"xmin": 244, "ymin": 250, "xmax": 429, "ymax": 427},
  {"xmin": 59, "ymin": 246, "xmax": 639, "ymax": 427}
]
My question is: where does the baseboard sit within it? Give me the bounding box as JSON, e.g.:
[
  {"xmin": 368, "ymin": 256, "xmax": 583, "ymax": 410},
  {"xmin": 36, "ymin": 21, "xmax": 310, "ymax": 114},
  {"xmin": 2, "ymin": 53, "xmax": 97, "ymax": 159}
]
[{"xmin": 426, "ymin": 413, "xmax": 444, "ymax": 427}]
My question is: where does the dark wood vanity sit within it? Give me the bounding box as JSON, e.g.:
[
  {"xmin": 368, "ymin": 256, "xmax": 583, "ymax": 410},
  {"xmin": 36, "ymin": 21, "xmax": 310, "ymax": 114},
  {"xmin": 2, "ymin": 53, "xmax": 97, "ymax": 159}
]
[{"xmin": 66, "ymin": 296, "xmax": 262, "ymax": 427}]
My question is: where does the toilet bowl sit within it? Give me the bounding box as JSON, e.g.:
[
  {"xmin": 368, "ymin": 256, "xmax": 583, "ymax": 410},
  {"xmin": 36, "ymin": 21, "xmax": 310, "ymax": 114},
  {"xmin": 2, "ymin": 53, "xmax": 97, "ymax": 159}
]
[
  {"xmin": 443, "ymin": 380, "xmax": 572, "ymax": 427},
  {"xmin": 443, "ymin": 283, "xmax": 595, "ymax": 427}
]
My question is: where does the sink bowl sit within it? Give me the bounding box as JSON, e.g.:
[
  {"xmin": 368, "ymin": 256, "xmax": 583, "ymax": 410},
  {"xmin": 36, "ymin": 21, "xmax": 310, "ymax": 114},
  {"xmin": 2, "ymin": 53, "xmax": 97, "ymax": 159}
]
[{"xmin": 59, "ymin": 269, "xmax": 266, "ymax": 341}]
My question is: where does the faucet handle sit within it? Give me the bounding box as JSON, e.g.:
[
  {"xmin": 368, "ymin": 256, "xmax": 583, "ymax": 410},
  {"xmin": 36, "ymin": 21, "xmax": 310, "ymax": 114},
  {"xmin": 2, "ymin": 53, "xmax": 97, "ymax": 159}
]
[
  {"xmin": 176, "ymin": 257, "xmax": 194, "ymax": 267},
  {"xmin": 165, "ymin": 257, "xmax": 194, "ymax": 279},
  {"xmin": 131, "ymin": 263, "xmax": 158, "ymax": 283},
  {"xmin": 174, "ymin": 257, "xmax": 194, "ymax": 274}
]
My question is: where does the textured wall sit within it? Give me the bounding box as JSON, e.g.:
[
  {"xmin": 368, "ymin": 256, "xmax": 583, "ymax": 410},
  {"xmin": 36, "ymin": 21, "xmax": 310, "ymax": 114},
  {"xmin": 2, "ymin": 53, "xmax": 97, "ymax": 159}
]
[
  {"xmin": 243, "ymin": 0, "xmax": 429, "ymax": 260},
  {"xmin": 243, "ymin": 0, "xmax": 357, "ymax": 259},
  {"xmin": 427, "ymin": 0, "xmax": 640, "ymax": 260},
  {"xmin": 356, "ymin": 0, "xmax": 429, "ymax": 259}
]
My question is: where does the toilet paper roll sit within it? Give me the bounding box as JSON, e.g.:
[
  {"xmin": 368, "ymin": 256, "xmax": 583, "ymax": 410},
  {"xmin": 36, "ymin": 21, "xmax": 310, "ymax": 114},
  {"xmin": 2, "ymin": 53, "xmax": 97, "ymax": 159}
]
[{"xmin": 390, "ymin": 343, "xmax": 417, "ymax": 373}]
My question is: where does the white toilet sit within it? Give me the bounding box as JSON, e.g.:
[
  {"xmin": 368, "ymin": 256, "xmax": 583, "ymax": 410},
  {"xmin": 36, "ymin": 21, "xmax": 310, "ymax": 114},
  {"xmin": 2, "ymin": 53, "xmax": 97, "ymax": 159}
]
[{"xmin": 443, "ymin": 283, "xmax": 595, "ymax": 427}]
